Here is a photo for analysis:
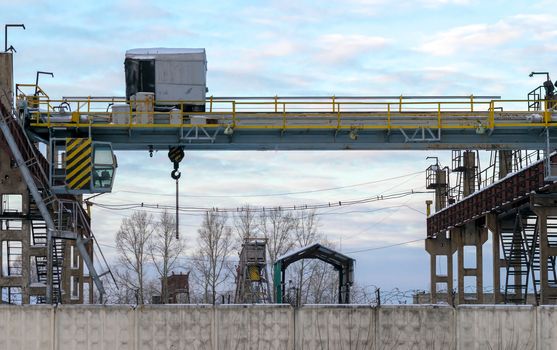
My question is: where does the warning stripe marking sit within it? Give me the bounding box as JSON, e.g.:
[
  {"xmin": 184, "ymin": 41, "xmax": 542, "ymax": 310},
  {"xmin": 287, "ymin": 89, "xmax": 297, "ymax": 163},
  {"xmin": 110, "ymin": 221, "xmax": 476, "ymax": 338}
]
[
  {"xmin": 68, "ymin": 166, "xmax": 91, "ymax": 188},
  {"xmin": 66, "ymin": 139, "xmax": 92, "ymax": 164},
  {"xmin": 168, "ymin": 147, "xmax": 184, "ymax": 162},
  {"xmin": 66, "ymin": 138, "xmax": 92, "ymax": 190}
]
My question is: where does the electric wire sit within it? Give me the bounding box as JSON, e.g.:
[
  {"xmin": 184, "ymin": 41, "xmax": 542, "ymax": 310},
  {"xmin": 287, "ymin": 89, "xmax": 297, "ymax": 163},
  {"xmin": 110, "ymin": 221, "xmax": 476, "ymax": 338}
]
[
  {"xmin": 345, "ymin": 238, "xmax": 424, "ymax": 254},
  {"xmin": 89, "ymin": 189, "xmax": 432, "ymax": 214},
  {"xmin": 113, "ymin": 170, "xmax": 423, "ymax": 198}
]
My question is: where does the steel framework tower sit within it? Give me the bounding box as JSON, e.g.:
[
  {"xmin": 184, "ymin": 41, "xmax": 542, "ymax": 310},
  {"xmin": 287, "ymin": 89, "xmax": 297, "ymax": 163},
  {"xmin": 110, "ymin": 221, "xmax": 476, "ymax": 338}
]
[{"xmin": 234, "ymin": 237, "xmax": 271, "ymax": 304}]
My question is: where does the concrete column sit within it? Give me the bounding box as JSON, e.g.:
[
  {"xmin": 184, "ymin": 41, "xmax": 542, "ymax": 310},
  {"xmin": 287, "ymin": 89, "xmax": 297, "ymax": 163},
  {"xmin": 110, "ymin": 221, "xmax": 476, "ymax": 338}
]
[
  {"xmin": 462, "ymin": 151, "xmax": 476, "ymax": 197},
  {"xmin": 434, "ymin": 169, "xmax": 447, "ymax": 212},
  {"xmin": 456, "ymin": 221, "xmax": 488, "ymax": 304},
  {"xmin": 531, "ymin": 196, "xmax": 557, "ymax": 304},
  {"xmin": 21, "ymin": 221, "xmax": 30, "ymax": 304},
  {"xmin": 539, "ymin": 210, "xmax": 549, "ymax": 304},
  {"xmin": 426, "ymin": 231, "xmax": 456, "ymax": 304},
  {"xmin": 0, "ymin": 142, "xmax": 37, "ymax": 303},
  {"xmin": 0, "ymin": 53, "xmax": 14, "ymax": 110},
  {"xmin": 61, "ymin": 240, "xmax": 70, "ymax": 303},
  {"xmin": 486, "ymin": 214, "xmax": 503, "ymax": 303},
  {"xmin": 498, "ymin": 150, "xmax": 512, "ymax": 179}
]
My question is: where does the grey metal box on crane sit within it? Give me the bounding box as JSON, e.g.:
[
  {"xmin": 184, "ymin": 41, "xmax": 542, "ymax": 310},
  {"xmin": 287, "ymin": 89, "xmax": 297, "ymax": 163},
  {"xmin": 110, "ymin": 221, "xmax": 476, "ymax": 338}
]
[{"xmin": 124, "ymin": 48, "xmax": 207, "ymax": 111}]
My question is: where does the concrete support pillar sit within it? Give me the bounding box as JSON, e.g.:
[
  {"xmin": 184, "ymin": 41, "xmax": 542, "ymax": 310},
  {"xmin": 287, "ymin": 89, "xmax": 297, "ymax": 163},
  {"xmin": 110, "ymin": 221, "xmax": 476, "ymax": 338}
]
[
  {"xmin": 61, "ymin": 240, "xmax": 70, "ymax": 303},
  {"xmin": 0, "ymin": 52, "xmax": 14, "ymax": 110},
  {"xmin": 426, "ymin": 231, "xmax": 456, "ymax": 304},
  {"xmin": 498, "ymin": 150, "xmax": 513, "ymax": 179},
  {"xmin": 532, "ymin": 195, "xmax": 557, "ymax": 304},
  {"xmin": 0, "ymin": 143, "xmax": 34, "ymax": 303},
  {"xmin": 434, "ymin": 169, "xmax": 447, "ymax": 212},
  {"xmin": 455, "ymin": 221, "xmax": 488, "ymax": 304},
  {"xmin": 486, "ymin": 214, "xmax": 504, "ymax": 303},
  {"xmin": 462, "ymin": 151, "xmax": 476, "ymax": 197}
]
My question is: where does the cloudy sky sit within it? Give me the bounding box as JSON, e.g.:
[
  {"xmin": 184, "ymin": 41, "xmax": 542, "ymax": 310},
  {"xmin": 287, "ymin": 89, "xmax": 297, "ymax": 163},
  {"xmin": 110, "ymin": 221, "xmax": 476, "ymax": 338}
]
[{"xmin": 2, "ymin": 0, "xmax": 555, "ymax": 296}]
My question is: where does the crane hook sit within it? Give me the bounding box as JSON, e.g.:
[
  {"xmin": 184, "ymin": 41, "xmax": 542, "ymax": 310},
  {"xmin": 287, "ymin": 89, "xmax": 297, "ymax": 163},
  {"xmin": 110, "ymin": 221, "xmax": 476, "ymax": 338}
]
[
  {"xmin": 167, "ymin": 146, "xmax": 185, "ymax": 240},
  {"xmin": 171, "ymin": 169, "xmax": 181, "ymax": 180}
]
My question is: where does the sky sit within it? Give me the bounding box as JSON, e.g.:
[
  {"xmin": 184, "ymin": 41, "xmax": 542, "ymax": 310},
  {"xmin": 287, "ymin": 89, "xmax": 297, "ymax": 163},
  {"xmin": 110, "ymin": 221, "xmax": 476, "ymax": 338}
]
[{"xmin": 1, "ymin": 0, "xmax": 556, "ymax": 297}]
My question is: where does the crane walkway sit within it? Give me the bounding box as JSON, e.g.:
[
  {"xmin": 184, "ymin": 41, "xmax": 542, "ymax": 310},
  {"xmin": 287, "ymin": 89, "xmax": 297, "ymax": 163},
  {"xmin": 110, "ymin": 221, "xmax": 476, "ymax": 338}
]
[{"xmin": 16, "ymin": 87, "xmax": 557, "ymax": 150}]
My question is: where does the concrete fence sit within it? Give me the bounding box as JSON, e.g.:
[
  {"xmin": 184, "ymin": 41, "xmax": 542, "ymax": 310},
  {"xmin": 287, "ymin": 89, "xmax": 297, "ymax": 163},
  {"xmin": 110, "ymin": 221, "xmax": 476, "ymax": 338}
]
[{"xmin": 0, "ymin": 304, "xmax": 554, "ymax": 349}]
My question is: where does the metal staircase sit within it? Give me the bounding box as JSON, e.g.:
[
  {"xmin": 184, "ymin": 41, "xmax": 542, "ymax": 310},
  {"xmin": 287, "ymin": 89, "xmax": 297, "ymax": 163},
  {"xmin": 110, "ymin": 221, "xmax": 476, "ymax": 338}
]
[
  {"xmin": 52, "ymin": 238, "xmax": 64, "ymax": 302},
  {"xmin": 501, "ymin": 211, "xmax": 557, "ymax": 304},
  {"xmin": 0, "ymin": 94, "xmax": 108, "ymax": 303},
  {"xmin": 502, "ymin": 214, "xmax": 530, "ymax": 304}
]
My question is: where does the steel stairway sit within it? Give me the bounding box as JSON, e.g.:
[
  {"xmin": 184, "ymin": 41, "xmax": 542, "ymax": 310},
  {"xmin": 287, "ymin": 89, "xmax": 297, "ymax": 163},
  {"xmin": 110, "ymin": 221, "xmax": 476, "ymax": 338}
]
[
  {"xmin": 501, "ymin": 211, "xmax": 557, "ymax": 305},
  {"xmin": 502, "ymin": 214, "xmax": 530, "ymax": 304},
  {"xmin": 0, "ymin": 94, "xmax": 106, "ymax": 303}
]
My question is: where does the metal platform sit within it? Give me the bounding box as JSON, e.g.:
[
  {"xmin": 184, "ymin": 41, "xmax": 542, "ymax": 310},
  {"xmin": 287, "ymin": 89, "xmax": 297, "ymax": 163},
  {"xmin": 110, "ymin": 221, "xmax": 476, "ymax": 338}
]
[{"xmin": 18, "ymin": 91, "xmax": 557, "ymax": 151}]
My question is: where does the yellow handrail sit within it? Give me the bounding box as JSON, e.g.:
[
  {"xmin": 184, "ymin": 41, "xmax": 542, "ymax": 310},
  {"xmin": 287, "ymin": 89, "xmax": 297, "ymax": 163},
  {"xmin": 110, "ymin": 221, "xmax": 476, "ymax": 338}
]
[{"xmin": 16, "ymin": 89, "xmax": 553, "ymax": 132}]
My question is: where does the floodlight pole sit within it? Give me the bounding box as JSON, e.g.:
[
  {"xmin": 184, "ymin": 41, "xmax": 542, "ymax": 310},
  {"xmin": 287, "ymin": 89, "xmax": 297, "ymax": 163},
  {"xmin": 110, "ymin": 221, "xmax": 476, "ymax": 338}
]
[{"xmin": 4, "ymin": 24, "xmax": 25, "ymax": 52}]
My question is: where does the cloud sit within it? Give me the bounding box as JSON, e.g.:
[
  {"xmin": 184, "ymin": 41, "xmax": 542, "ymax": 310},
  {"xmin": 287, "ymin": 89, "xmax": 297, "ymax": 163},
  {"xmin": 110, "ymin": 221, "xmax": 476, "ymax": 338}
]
[
  {"xmin": 417, "ymin": 14, "xmax": 555, "ymax": 57},
  {"xmin": 418, "ymin": 0, "xmax": 473, "ymax": 6},
  {"xmin": 314, "ymin": 34, "xmax": 390, "ymax": 64},
  {"xmin": 417, "ymin": 22, "xmax": 519, "ymax": 56},
  {"xmin": 113, "ymin": 0, "xmax": 175, "ymax": 19}
]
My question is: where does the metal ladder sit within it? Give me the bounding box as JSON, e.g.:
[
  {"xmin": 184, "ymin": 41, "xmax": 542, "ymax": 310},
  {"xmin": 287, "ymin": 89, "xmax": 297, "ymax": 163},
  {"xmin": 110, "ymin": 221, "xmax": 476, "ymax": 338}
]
[
  {"xmin": 502, "ymin": 214, "xmax": 531, "ymax": 304},
  {"xmin": 502, "ymin": 212, "xmax": 557, "ymax": 305},
  {"xmin": 0, "ymin": 95, "xmax": 107, "ymax": 303}
]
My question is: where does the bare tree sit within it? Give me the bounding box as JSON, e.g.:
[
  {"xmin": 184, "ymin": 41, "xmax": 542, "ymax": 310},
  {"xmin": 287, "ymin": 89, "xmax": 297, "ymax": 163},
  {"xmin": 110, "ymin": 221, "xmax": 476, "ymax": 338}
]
[
  {"xmin": 260, "ymin": 210, "xmax": 296, "ymax": 300},
  {"xmin": 290, "ymin": 210, "xmax": 321, "ymax": 304},
  {"xmin": 304, "ymin": 254, "xmax": 339, "ymax": 303},
  {"xmin": 284, "ymin": 211, "xmax": 342, "ymax": 304},
  {"xmin": 233, "ymin": 205, "xmax": 259, "ymax": 245},
  {"xmin": 105, "ymin": 266, "xmax": 138, "ymax": 304},
  {"xmin": 114, "ymin": 210, "xmax": 154, "ymax": 304},
  {"xmin": 149, "ymin": 210, "xmax": 186, "ymax": 303},
  {"xmin": 192, "ymin": 211, "xmax": 233, "ymax": 304}
]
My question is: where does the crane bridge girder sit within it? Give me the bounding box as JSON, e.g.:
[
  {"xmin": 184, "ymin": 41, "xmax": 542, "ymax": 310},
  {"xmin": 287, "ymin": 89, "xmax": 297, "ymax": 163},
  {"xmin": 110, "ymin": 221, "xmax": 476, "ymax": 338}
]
[{"xmin": 18, "ymin": 92, "xmax": 557, "ymax": 151}]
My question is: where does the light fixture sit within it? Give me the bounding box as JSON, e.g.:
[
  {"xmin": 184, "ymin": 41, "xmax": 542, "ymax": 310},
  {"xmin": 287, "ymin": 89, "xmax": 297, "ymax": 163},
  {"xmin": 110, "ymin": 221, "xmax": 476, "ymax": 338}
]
[
  {"xmin": 224, "ymin": 124, "xmax": 234, "ymax": 135},
  {"xmin": 475, "ymin": 121, "xmax": 485, "ymax": 134}
]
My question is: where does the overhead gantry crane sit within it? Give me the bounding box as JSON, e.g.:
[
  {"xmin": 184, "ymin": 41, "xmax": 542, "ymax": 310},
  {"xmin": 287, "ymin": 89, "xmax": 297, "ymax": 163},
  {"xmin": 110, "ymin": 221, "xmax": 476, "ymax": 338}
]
[
  {"xmin": 1, "ymin": 45, "xmax": 556, "ymax": 304},
  {"xmin": 10, "ymin": 48, "xmax": 557, "ymax": 196}
]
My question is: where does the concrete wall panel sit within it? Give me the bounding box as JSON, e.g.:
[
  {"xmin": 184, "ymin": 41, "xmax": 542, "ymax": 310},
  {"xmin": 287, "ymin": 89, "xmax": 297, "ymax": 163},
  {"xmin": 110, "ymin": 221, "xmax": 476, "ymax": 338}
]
[
  {"xmin": 296, "ymin": 305, "xmax": 376, "ymax": 350},
  {"xmin": 457, "ymin": 305, "xmax": 536, "ymax": 350},
  {"xmin": 2, "ymin": 304, "xmax": 557, "ymax": 349},
  {"xmin": 216, "ymin": 305, "xmax": 293, "ymax": 350},
  {"xmin": 57, "ymin": 305, "xmax": 134, "ymax": 350},
  {"xmin": 536, "ymin": 306, "xmax": 557, "ymax": 350},
  {"xmin": 0, "ymin": 305, "xmax": 53, "ymax": 350},
  {"xmin": 378, "ymin": 305, "xmax": 454, "ymax": 350},
  {"xmin": 137, "ymin": 305, "xmax": 213, "ymax": 350}
]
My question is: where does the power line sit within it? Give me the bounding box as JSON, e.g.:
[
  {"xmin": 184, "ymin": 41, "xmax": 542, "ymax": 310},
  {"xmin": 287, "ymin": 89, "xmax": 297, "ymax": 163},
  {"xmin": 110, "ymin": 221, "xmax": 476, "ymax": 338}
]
[
  {"xmin": 345, "ymin": 238, "xmax": 424, "ymax": 254},
  {"xmin": 90, "ymin": 189, "xmax": 432, "ymax": 214},
  {"xmin": 92, "ymin": 206, "xmax": 202, "ymax": 226},
  {"xmin": 113, "ymin": 170, "xmax": 423, "ymax": 198},
  {"xmin": 342, "ymin": 196, "xmax": 415, "ymax": 241},
  {"xmin": 97, "ymin": 242, "xmax": 243, "ymax": 264}
]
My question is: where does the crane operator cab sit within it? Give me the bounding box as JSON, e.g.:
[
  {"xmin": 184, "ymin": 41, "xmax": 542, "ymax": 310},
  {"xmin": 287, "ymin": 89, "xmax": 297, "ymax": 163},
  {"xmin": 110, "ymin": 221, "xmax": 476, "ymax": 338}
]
[{"xmin": 49, "ymin": 138, "xmax": 117, "ymax": 194}]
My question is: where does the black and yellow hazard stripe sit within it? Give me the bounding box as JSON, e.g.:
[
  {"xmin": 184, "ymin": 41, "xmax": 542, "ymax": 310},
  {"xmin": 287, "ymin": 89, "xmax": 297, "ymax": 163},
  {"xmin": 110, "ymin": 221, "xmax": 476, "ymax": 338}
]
[
  {"xmin": 65, "ymin": 138, "xmax": 92, "ymax": 190},
  {"xmin": 168, "ymin": 146, "xmax": 185, "ymax": 163}
]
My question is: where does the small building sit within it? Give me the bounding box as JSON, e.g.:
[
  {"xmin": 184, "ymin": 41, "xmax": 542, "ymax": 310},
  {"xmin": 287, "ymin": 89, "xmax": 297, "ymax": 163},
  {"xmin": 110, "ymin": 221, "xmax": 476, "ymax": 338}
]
[{"xmin": 167, "ymin": 271, "xmax": 190, "ymax": 304}]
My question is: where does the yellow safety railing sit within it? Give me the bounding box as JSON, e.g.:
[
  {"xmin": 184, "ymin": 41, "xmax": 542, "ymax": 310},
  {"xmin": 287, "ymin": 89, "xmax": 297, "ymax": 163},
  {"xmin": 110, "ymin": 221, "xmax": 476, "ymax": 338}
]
[{"xmin": 16, "ymin": 88, "xmax": 556, "ymax": 131}]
